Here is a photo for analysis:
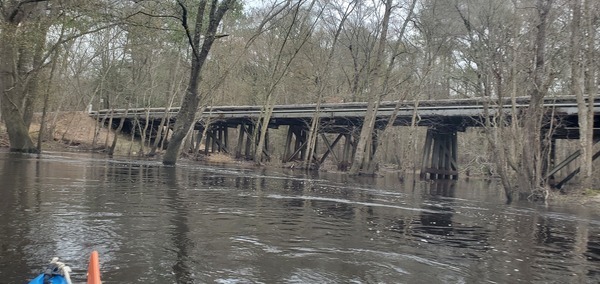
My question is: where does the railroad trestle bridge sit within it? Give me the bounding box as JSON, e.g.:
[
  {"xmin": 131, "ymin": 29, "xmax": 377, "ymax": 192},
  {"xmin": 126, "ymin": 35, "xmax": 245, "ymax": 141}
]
[{"xmin": 91, "ymin": 96, "xmax": 600, "ymax": 188}]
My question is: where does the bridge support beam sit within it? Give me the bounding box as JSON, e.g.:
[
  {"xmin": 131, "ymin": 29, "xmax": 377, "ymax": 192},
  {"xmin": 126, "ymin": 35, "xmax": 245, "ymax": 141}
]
[
  {"xmin": 420, "ymin": 128, "xmax": 458, "ymax": 180},
  {"xmin": 546, "ymin": 138, "xmax": 600, "ymax": 189},
  {"xmin": 554, "ymin": 149, "xmax": 600, "ymax": 189},
  {"xmin": 283, "ymin": 125, "xmax": 308, "ymax": 163},
  {"xmin": 231, "ymin": 122, "xmax": 270, "ymax": 161},
  {"xmin": 428, "ymin": 180, "xmax": 456, "ymax": 197},
  {"xmin": 201, "ymin": 125, "xmax": 229, "ymax": 154},
  {"xmin": 339, "ymin": 133, "xmax": 356, "ymax": 171},
  {"xmin": 245, "ymin": 124, "xmax": 254, "ymax": 158},
  {"xmin": 235, "ymin": 122, "xmax": 255, "ymax": 159},
  {"xmin": 318, "ymin": 133, "xmax": 344, "ymax": 166}
]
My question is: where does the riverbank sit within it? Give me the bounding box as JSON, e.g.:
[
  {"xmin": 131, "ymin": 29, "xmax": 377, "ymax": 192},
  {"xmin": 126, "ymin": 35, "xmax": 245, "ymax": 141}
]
[
  {"xmin": 1, "ymin": 112, "xmax": 118, "ymax": 153},
  {"xmin": 550, "ymin": 188, "xmax": 600, "ymax": 207},
  {"xmin": 0, "ymin": 111, "xmax": 249, "ymax": 164}
]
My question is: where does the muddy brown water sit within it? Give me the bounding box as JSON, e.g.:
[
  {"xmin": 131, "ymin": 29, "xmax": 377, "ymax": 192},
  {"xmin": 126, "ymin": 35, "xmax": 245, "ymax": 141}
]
[{"xmin": 0, "ymin": 152, "xmax": 598, "ymax": 283}]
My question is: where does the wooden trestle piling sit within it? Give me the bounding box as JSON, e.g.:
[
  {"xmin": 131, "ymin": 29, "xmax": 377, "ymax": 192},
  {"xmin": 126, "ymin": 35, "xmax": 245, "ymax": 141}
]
[
  {"xmin": 202, "ymin": 124, "xmax": 229, "ymax": 154},
  {"xmin": 544, "ymin": 138, "xmax": 600, "ymax": 188},
  {"xmin": 283, "ymin": 125, "xmax": 307, "ymax": 162},
  {"xmin": 92, "ymin": 96, "xmax": 598, "ymax": 186},
  {"xmin": 197, "ymin": 122, "xmax": 271, "ymax": 161},
  {"xmin": 234, "ymin": 122, "xmax": 252, "ymax": 159},
  {"xmin": 281, "ymin": 124, "xmax": 358, "ymax": 170},
  {"xmin": 420, "ymin": 128, "xmax": 459, "ymax": 180}
]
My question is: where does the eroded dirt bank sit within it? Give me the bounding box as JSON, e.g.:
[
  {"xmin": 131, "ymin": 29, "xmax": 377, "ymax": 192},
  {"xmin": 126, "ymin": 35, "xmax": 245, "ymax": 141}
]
[{"xmin": 1, "ymin": 112, "xmax": 113, "ymax": 151}]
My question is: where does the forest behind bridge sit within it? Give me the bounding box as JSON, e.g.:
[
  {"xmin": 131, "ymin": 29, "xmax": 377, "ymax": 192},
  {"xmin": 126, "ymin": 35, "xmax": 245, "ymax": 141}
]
[{"xmin": 0, "ymin": 0, "xmax": 598, "ymax": 202}]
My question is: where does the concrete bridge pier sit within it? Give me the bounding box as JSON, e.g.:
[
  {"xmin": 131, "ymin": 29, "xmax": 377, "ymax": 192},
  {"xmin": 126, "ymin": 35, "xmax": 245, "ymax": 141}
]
[{"xmin": 420, "ymin": 128, "xmax": 459, "ymax": 180}]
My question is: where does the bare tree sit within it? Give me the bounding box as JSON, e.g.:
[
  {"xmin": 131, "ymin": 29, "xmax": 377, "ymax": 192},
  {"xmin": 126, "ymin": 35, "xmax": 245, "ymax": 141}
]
[
  {"xmin": 1, "ymin": 0, "xmax": 124, "ymax": 152},
  {"xmin": 364, "ymin": 0, "xmax": 417, "ymax": 173},
  {"xmin": 252, "ymin": 0, "xmax": 317, "ymax": 163},
  {"xmin": 572, "ymin": 0, "xmax": 598, "ymax": 190},
  {"xmin": 163, "ymin": 0, "xmax": 236, "ymax": 165},
  {"xmin": 302, "ymin": 1, "xmax": 356, "ymax": 169},
  {"xmin": 0, "ymin": 1, "xmax": 47, "ymax": 152},
  {"xmin": 518, "ymin": 0, "xmax": 554, "ymax": 198},
  {"xmin": 349, "ymin": 0, "xmax": 416, "ymax": 175}
]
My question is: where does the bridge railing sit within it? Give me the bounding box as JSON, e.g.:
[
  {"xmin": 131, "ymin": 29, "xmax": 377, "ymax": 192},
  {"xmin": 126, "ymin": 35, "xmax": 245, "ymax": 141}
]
[{"xmin": 89, "ymin": 95, "xmax": 599, "ymax": 121}]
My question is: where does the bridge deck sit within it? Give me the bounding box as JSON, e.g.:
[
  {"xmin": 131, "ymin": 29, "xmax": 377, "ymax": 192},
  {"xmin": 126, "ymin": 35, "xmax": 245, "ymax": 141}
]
[{"xmin": 90, "ymin": 96, "xmax": 600, "ymax": 138}]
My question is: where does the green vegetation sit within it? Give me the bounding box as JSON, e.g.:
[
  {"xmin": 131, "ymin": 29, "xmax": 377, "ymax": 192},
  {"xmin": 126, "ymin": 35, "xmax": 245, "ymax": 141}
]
[{"xmin": 583, "ymin": 188, "xmax": 600, "ymax": 197}]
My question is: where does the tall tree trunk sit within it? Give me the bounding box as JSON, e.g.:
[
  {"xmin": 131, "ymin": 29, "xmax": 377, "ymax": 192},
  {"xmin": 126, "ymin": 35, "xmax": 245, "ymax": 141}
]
[
  {"xmin": 364, "ymin": 0, "xmax": 417, "ymax": 173},
  {"xmin": 163, "ymin": 39, "xmax": 204, "ymax": 164},
  {"xmin": 519, "ymin": 0, "xmax": 553, "ymax": 198},
  {"xmin": 38, "ymin": 48, "xmax": 61, "ymax": 152},
  {"xmin": 304, "ymin": 1, "xmax": 355, "ymax": 169},
  {"xmin": 580, "ymin": 0, "xmax": 597, "ymax": 189},
  {"xmin": 569, "ymin": 0, "xmax": 591, "ymax": 189},
  {"xmin": 0, "ymin": 2, "xmax": 49, "ymax": 153},
  {"xmin": 253, "ymin": 0, "xmax": 316, "ymax": 164},
  {"xmin": 349, "ymin": 0, "xmax": 393, "ymax": 175},
  {"xmin": 0, "ymin": 22, "xmax": 37, "ymax": 152},
  {"xmin": 163, "ymin": 0, "xmax": 235, "ymax": 165}
]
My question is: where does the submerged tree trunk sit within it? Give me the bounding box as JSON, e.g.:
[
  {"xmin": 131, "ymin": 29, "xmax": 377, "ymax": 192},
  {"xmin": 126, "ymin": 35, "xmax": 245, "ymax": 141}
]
[
  {"xmin": 0, "ymin": 14, "xmax": 37, "ymax": 152},
  {"xmin": 108, "ymin": 105, "xmax": 130, "ymax": 156},
  {"xmin": 349, "ymin": 0, "xmax": 393, "ymax": 175},
  {"xmin": 364, "ymin": 0, "xmax": 417, "ymax": 173},
  {"xmin": 253, "ymin": 1, "xmax": 316, "ymax": 164},
  {"xmin": 163, "ymin": 0, "xmax": 235, "ymax": 165},
  {"xmin": 518, "ymin": 0, "xmax": 553, "ymax": 198},
  {"xmin": 303, "ymin": 2, "xmax": 355, "ymax": 169},
  {"xmin": 575, "ymin": 0, "xmax": 598, "ymax": 190}
]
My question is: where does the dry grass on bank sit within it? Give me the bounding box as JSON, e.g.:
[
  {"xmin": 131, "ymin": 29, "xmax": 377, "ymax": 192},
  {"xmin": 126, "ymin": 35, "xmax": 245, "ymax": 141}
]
[
  {"xmin": 1, "ymin": 112, "xmax": 256, "ymax": 163},
  {"xmin": 0, "ymin": 112, "xmax": 132, "ymax": 154},
  {"xmin": 203, "ymin": 153, "xmax": 235, "ymax": 163},
  {"xmin": 548, "ymin": 187, "xmax": 600, "ymax": 209},
  {"xmin": 0, "ymin": 125, "xmax": 9, "ymax": 148},
  {"xmin": 33, "ymin": 112, "xmax": 114, "ymax": 149}
]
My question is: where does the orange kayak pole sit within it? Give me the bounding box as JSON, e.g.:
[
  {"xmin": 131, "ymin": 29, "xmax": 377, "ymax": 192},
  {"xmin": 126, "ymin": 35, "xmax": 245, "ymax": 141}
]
[{"xmin": 87, "ymin": 251, "xmax": 101, "ymax": 284}]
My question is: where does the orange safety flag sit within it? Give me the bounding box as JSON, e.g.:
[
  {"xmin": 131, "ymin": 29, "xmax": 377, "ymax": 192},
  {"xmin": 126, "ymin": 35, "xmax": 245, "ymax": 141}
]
[{"xmin": 87, "ymin": 251, "xmax": 101, "ymax": 284}]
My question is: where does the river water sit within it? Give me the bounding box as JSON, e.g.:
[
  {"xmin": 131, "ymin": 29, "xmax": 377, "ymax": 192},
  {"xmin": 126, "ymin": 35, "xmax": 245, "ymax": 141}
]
[{"xmin": 0, "ymin": 151, "xmax": 598, "ymax": 283}]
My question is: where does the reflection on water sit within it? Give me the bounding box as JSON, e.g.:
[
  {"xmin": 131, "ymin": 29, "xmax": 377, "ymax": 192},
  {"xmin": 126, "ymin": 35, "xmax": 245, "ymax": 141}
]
[{"xmin": 0, "ymin": 152, "xmax": 599, "ymax": 283}]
